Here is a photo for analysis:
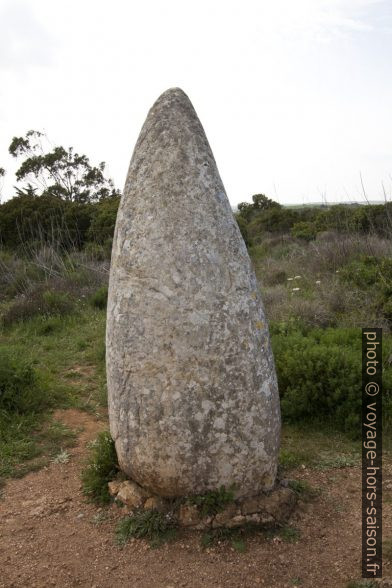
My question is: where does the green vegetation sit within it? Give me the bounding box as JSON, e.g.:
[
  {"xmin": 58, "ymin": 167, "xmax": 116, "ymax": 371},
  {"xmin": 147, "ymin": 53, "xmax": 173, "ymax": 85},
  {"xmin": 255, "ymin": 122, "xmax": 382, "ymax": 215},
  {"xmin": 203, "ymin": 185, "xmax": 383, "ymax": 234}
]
[
  {"xmin": 81, "ymin": 431, "xmax": 119, "ymax": 504},
  {"xmin": 287, "ymin": 480, "xmax": 320, "ymax": 500},
  {"xmin": 0, "ymin": 348, "xmax": 77, "ymax": 482},
  {"xmin": 116, "ymin": 510, "xmax": 177, "ymax": 547},
  {"xmin": 90, "ymin": 286, "xmax": 108, "ymax": 310},
  {"xmin": 188, "ymin": 485, "xmax": 235, "ymax": 517},
  {"xmin": 271, "ymin": 325, "xmax": 392, "ymax": 437},
  {"xmin": 0, "ymin": 307, "xmax": 108, "ymax": 482},
  {"xmin": 236, "ymin": 194, "xmax": 392, "ymax": 245},
  {"xmin": 0, "ymin": 182, "xmax": 391, "ymax": 493}
]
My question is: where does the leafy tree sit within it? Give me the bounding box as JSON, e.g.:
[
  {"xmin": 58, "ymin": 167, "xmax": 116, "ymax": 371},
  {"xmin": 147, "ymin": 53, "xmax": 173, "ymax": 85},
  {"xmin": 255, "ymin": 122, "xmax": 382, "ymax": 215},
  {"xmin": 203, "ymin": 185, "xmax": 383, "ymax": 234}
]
[
  {"xmin": 251, "ymin": 193, "xmax": 281, "ymax": 211},
  {"xmin": 9, "ymin": 130, "xmax": 120, "ymax": 204},
  {"xmin": 237, "ymin": 194, "xmax": 281, "ymax": 222}
]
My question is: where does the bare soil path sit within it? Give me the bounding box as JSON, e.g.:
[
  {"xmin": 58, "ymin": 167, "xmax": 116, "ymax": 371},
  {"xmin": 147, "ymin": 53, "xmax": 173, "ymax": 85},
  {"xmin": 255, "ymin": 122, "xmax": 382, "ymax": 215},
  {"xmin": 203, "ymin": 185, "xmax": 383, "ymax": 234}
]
[{"xmin": 0, "ymin": 410, "xmax": 391, "ymax": 588}]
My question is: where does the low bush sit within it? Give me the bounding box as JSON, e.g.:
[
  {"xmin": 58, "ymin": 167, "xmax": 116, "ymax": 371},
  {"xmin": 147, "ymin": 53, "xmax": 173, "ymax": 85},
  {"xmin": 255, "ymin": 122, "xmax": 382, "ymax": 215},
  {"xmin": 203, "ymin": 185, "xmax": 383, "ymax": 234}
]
[
  {"xmin": 90, "ymin": 286, "xmax": 108, "ymax": 310},
  {"xmin": 81, "ymin": 431, "xmax": 119, "ymax": 504},
  {"xmin": 271, "ymin": 326, "xmax": 392, "ymax": 436},
  {"xmin": 2, "ymin": 288, "xmax": 74, "ymax": 326},
  {"xmin": 339, "ymin": 255, "xmax": 392, "ymax": 289},
  {"xmin": 291, "ymin": 221, "xmax": 317, "ymax": 241},
  {"xmin": 0, "ymin": 350, "xmax": 49, "ymax": 414}
]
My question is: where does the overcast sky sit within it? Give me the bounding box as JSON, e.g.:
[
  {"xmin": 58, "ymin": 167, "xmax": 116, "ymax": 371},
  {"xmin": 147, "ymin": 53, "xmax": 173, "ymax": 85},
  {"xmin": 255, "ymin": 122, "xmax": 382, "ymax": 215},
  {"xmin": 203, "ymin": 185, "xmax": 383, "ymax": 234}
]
[{"xmin": 0, "ymin": 0, "xmax": 391, "ymax": 206}]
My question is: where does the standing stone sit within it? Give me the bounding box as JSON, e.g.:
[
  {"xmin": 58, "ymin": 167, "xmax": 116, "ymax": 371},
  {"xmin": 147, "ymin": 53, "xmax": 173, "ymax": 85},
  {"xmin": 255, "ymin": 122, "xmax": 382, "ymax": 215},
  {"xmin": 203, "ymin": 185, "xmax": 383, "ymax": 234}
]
[{"xmin": 106, "ymin": 88, "xmax": 281, "ymax": 498}]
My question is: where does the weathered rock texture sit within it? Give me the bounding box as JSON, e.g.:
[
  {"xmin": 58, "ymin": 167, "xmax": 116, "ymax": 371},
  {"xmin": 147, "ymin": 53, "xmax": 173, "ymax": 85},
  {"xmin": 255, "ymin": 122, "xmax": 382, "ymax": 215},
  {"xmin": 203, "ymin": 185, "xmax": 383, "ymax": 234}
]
[
  {"xmin": 106, "ymin": 87, "xmax": 281, "ymax": 498},
  {"xmin": 108, "ymin": 480, "xmax": 297, "ymax": 530}
]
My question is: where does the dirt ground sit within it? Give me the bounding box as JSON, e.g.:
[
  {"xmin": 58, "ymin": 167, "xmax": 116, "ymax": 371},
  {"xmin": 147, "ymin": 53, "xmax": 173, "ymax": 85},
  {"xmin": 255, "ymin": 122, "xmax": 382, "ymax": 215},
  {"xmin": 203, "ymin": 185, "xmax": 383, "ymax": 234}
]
[{"xmin": 0, "ymin": 409, "xmax": 391, "ymax": 588}]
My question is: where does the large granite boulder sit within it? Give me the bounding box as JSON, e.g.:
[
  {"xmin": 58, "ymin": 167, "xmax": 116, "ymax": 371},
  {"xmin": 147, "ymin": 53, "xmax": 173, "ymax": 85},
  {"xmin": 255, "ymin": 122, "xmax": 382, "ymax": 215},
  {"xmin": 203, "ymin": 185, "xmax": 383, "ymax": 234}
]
[{"xmin": 106, "ymin": 88, "xmax": 281, "ymax": 498}]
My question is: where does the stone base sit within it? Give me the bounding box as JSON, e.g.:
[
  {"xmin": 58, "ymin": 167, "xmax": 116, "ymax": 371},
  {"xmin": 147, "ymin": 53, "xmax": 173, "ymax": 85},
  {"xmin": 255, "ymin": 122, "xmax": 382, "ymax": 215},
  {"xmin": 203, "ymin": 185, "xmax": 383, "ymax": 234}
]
[{"xmin": 108, "ymin": 478, "xmax": 297, "ymax": 530}]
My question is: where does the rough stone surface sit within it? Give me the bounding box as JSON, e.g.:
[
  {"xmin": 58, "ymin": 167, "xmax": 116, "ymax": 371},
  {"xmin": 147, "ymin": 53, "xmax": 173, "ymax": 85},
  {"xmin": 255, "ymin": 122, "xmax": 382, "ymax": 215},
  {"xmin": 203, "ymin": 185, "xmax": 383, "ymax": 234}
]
[
  {"xmin": 108, "ymin": 480, "xmax": 121, "ymax": 497},
  {"xmin": 212, "ymin": 503, "xmax": 238, "ymax": 528},
  {"xmin": 108, "ymin": 480, "xmax": 296, "ymax": 529},
  {"xmin": 106, "ymin": 87, "xmax": 281, "ymax": 498},
  {"xmin": 115, "ymin": 480, "xmax": 150, "ymax": 509},
  {"xmin": 261, "ymin": 487, "xmax": 297, "ymax": 521},
  {"xmin": 143, "ymin": 496, "xmax": 166, "ymax": 511},
  {"xmin": 178, "ymin": 504, "xmax": 202, "ymax": 527}
]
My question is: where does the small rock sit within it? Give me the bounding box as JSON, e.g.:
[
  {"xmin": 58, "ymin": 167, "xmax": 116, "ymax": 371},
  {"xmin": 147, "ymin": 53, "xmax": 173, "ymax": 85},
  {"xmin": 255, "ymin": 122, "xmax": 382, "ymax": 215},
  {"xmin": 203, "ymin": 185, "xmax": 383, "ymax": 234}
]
[
  {"xmin": 193, "ymin": 516, "xmax": 213, "ymax": 530},
  {"xmin": 241, "ymin": 496, "xmax": 261, "ymax": 515},
  {"xmin": 143, "ymin": 496, "xmax": 166, "ymax": 511},
  {"xmin": 225, "ymin": 515, "xmax": 246, "ymax": 528},
  {"xmin": 28, "ymin": 506, "xmax": 45, "ymax": 517},
  {"xmin": 178, "ymin": 504, "xmax": 201, "ymax": 527},
  {"xmin": 262, "ymin": 487, "xmax": 297, "ymax": 522},
  {"xmin": 212, "ymin": 503, "xmax": 237, "ymax": 528},
  {"xmin": 108, "ymin": 480, "xmax": 121, "ymax": 496},
  {"xmin": 116, "ymin": 480, "xmax": 151, "ymax": 509}
]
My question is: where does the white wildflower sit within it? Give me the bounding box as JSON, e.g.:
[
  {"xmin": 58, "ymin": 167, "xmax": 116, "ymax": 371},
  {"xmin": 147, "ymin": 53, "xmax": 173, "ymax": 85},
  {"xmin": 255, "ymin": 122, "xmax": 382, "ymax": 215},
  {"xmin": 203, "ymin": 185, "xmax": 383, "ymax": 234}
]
[
  {"xmin": 315, "ymin": 280, "xmax": 321, "ymax": 284},
  {"xmin": 294, "ymin": 275, "xmax": 301, "ymax": 279},
  {"xmin": 287, "ymin": 277, "xmax": 294, "ymax": 281},
  {"xmin": 292, "ymin": 287, "xmax": 300, "ymax": 291}
]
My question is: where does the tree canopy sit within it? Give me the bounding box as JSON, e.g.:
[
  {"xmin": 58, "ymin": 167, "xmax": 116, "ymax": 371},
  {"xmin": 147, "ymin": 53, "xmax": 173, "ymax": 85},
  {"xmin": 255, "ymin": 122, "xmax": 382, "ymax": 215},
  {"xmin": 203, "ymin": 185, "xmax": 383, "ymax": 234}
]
[{"xmin": 9, "ymin": 130, "xmax": 120, "ymax": 204}]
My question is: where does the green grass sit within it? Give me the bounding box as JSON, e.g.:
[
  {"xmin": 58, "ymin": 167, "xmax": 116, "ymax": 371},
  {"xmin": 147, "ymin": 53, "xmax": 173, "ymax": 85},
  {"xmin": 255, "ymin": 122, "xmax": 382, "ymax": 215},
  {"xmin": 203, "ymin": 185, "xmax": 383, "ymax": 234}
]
[
  {"xmin": 0, "ymin": 306, "xmax": 107, "ymax": 485},
  {"xmin": 287, "ymin": 480, "xmax": 321, "ymax": 500},
  {"xmin": 279, "ymin": 424, "xmax": 362, "ymax": 471},
  {"xmin": 0, "ymin": 416, "xmax": 77, "ymax": 481},
  {"xmin": 1, "ymin": 307, "xmax": 107, "ymax": 413},
  {"xmin": 116, "ymin": 510, "xmax": 177, "ymax": 548},
  {"xmin": 81, "ymin": 431, "xmax": 119, "ymax": 505}
]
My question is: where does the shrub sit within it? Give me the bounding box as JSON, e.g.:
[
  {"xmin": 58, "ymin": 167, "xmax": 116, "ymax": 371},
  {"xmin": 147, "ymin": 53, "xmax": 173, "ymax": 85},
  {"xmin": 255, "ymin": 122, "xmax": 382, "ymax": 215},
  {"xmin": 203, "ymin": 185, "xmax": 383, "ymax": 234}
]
[
  {"xmin": 291, "ymin": 221, "xmax": 317, "ymax": 241},
  {"xmin": 0, "ymin": 351, "xmax": 49, "ymax": 414},
  {"xmin": 264, "ymin": 269, "xmax": 287, "ymax": 286},
  {"xmin": 0, "ymin": 193, "xmax": 94, "ymax": 250},
  {"xmin": 90, "ymin": 286, "xmax": 108, "ymax": 310},
  {"xmin": 81, "ymin": 431, "xmax": 119, "ymax": 504},
  {"xmin": 2, "ymin": 288, "xmax": 74, "ymax": 326},
  {"xmin": 340, "ymin": 255, "xmax": 392, "ymax": 289},
  {"xmin": 271, "ymin": 327, "xmax": 392, "ymax": 436},
  {"xmin": 87, "ymin": 196, "xmax": 119, "ymax": 244},
  {"xmin": 235, "ymin": 214, "xmax": 252, "ymax": 247}
]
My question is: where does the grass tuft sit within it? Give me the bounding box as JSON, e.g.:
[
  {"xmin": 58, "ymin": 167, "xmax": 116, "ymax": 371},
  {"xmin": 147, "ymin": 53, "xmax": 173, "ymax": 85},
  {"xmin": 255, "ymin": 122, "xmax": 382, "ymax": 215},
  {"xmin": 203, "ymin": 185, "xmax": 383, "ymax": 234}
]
[
  {"xmin": 188, "ymin": 485, "xmax": 235, "ymax": 517},
  {"xmin": 116, "ymin": 510, "xmax": 177, "ymax": 547},
  {"xmin": 81, "ymin": 431, "xmax": 118, "ymax": 504}
]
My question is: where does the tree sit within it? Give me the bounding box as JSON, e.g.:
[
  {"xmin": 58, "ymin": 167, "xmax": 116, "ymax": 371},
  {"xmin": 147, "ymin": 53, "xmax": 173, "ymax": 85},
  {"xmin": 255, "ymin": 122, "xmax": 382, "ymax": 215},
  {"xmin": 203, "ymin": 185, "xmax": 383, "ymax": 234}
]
[
  {"xmin": 9, "ymin": 130, "xmax": 120, "ymax": 204},
  {"xmin": 251, "ymin": 193, "xmax": 281, "ymax": 211},
  {"xmin": 237, "ymin": 194, "xmax": 281, "ymax": 222}
]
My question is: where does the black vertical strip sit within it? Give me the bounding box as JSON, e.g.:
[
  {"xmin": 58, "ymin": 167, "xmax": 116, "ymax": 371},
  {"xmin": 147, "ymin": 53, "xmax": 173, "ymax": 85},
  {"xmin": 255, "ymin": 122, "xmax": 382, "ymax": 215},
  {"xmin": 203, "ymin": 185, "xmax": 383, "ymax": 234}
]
[{"xmin": 362, "ymin": 328, "xmax": 382, "ymax": 578}]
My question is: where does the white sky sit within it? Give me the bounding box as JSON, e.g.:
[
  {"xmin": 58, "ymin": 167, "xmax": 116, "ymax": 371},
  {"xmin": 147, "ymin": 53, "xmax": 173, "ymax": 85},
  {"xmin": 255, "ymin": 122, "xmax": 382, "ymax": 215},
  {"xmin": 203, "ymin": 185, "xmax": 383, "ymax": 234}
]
[{"xmin": 0, "ymin": 0, "xmax": 391, "ymax": 206}]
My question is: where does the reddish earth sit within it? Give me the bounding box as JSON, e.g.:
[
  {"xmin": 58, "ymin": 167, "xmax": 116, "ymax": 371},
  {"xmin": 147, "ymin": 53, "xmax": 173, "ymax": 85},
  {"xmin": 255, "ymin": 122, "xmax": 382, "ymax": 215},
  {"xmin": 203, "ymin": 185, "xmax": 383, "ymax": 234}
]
[{"xmin": 0, "ymin": 409, "xmax": 391, "ymax": 588}]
